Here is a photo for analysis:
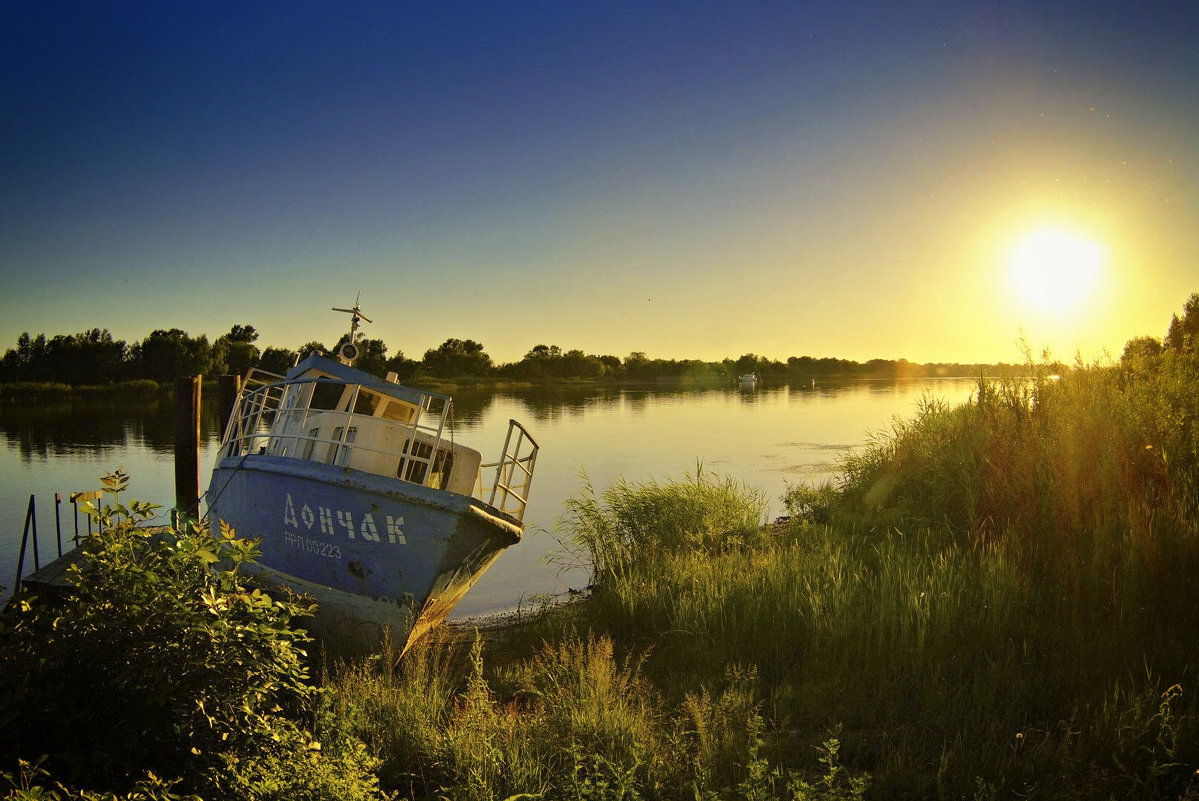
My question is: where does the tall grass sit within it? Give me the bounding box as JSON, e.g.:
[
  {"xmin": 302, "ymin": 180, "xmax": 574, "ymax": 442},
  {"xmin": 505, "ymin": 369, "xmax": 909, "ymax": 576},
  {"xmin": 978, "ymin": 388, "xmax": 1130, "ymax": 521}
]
[
  {"xmin": 564, "ymin": 467, "xmax": 767, "ymax": 584},
  {"xmin": 329, "ymin": 627, "xmax": 790, "ymax": 800}
]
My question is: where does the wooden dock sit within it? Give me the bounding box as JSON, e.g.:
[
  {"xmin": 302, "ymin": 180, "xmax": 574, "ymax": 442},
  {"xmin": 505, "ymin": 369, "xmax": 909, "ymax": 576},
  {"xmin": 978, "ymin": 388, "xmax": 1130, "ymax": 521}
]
[
  {"xmin": 20, "ymin": 547, "xmax": 88, "ymax": 597},
  {"xmin": 15, "ymin": 525, "xmax": 172, "ymax": 599}
]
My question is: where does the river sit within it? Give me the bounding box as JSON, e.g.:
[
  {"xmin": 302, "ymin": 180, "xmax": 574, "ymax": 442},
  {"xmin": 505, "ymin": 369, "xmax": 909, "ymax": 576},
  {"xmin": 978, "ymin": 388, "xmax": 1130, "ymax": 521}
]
[{"xmin": 0, "ymin": 378, "xmax": 980, "ymax": 613}]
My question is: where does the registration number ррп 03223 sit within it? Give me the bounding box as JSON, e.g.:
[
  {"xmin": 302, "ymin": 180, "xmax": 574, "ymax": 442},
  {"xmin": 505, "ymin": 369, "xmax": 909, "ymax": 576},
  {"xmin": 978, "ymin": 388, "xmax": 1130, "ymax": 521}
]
[{"xmin": 283, "ymin": 530, "xmax": 343, "ymax": 559}]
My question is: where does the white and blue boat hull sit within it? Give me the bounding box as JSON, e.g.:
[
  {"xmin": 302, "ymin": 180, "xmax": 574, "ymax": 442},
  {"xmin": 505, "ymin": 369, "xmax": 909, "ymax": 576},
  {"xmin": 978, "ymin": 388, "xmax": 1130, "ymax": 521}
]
[{"xmin": 207, "ymin": 454, "xmax": 522, "ymax": 651}]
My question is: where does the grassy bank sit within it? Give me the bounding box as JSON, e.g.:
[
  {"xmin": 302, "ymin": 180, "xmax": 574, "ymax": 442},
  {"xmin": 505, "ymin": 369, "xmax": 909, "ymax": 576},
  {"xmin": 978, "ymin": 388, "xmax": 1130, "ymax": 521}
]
[
  {"xmin": 330, "ymin": 352, "xmax": 1199, "ymax": 799},
  {"xmin": 4, "ymin": 349, "xmax": 1198, "ymax": 799},
  {"xmin": 0, "ymin": 379, "xmax": 167, "ymax": 402}
]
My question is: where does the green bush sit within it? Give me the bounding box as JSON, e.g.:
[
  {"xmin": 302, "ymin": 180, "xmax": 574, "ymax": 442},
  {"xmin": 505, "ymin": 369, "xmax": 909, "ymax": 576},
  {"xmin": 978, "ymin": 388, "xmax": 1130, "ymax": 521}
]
[{"xmin": 0, "ymin": 470, "xmax": 385, "ymax": 800}]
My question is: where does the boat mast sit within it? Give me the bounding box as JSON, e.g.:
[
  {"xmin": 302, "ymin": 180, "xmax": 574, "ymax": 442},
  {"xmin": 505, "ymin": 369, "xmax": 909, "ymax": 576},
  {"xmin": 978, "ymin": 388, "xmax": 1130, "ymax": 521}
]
[{"xmin": 332, "ymin": 295, "xmax": 372, "ymax": 364}]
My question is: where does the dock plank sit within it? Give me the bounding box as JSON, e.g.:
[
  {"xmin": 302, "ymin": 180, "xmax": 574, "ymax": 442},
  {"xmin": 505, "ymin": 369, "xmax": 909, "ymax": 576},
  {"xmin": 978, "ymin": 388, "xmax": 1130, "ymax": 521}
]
[
  {"xmin": 18, "ymin": 526, "xmax": 172, "ymax": 597},
  {"xmin": 21, "ymin": 548, "xmax": 88, "ymax": 595}
]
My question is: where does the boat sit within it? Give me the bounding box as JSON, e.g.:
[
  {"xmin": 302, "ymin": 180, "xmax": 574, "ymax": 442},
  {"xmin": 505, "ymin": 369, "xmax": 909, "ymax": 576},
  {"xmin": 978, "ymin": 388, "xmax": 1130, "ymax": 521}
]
[
  {"xmin": 205, "ymin": 302, "xmax": 538, "ymax": 653},
  {"xmin": 738, "ymin": 372, "xmax": 758, "ymax": 389}
]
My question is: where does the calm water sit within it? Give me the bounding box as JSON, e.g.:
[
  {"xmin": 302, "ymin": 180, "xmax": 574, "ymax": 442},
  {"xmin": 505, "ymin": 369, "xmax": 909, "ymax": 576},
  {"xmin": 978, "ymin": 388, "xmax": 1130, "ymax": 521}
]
[{"xmin": 0, "ymin": 378, "xmax": 979, "ymax": 613}]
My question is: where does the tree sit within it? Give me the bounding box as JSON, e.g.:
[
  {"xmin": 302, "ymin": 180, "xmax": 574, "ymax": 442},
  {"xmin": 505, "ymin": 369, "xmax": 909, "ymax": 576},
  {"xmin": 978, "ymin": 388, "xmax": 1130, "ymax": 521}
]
[
  {"xmin": 297, "ymin": 341, "xmax": 328, "ymax": 358},
  {"xmin": 502, "ymin": 344, "xmax": 615, "ymax": 379},
  {"xmin": 422, "ymin": 338, "xmax": 493, "ymax": 377},
  {"xmin": 598, "ymin": 354, "xmax": 622, "ymax": 374},
  {"xmin": 1165, "ymin": 314, "xmax": 1185, "ymax": 353},
  {"xmin": 48, "ymin": 328, "xmax": 127, "ymax": 384},
  {"xmin": 1164, "ymin": 293, "xmax": 1199, "ymax": 354},
  {"xmin": 1122, "ymin": 336, "xmax": 1163, "ymax": 365},
  {"xmin": 258, "ymin": 346, "xmax": 297, "ymax": 375},
  {"xmin": 624, "ymin": 351, "xmax": 650, "ymax": 379},
  {"xmin": 226, "ymin": 324, "xmax": 258, "ymax": 343},
  {"xmin": 510, "ymin": 344, "xmax": 561, "ymax": 378},
  {"xmin": 561, "ymin": 348, "xmax": 605, "ymax": 378},
  {"xmin": 131, "ymin": 329, "xmax": 213, "ymax": 382},
  {"xmin": 2, "ymin": 332, "xmax": 49, "ymax": 381},
  {"xmin": 0, "ymin": 329, "xmax": 127, "ymax": 384},
  {"xmin": 334, "ymin": 334, "xmax": 389, "ymax": 376},
  {"xmin": 1182, "ymin": 292, "xmax": 1199, "ymax": 353},
  {"xmin": 734, "ymin": 353, "xmax": 761, "ymax": 376},
  {"xmin": 525, "ymin": 344, "xmax": 562, "ymax": 361},
  {"xmin": 212, "ymin": 324, "xmax": 261, "ymax": 377},
  {"xmin": 384, "ymin": 351, "xmax": 419, "ymax": 380}
]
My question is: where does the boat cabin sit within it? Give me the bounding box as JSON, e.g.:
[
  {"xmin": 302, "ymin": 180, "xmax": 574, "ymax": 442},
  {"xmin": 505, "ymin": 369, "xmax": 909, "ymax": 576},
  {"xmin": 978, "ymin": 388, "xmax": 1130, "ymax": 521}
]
[
  {"xmin": 223, "ymin": 357, "xmax": 481, "ymax": 497},
  {"xmin": 219, "ymin": 354, "xmax": 537, "ymax": 523}
]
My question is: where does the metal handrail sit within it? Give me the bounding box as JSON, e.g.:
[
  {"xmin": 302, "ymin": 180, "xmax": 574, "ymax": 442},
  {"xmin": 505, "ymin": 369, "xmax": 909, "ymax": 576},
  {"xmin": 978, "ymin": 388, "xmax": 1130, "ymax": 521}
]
[
  {"xmin": 12, "ymin": 491, "xmax": 90, "ymax": 596},
  {"xmin": 220, "ymin": 376, "xmax": 454, "ymax": 488},
  {"xmin": 218, "ymin": 374, "xmax": 539, "ymax": 521},
  {"xmin": 13, "ymin": 495, "xmax": 37, "ymax": 594}
]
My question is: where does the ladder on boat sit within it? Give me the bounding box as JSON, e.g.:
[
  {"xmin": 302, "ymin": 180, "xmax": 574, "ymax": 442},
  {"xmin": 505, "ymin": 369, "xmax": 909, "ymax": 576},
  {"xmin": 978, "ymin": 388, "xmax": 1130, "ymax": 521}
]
[{"xmin": 478, "ymin": 419, "xmax": 539, "ymax": 522}]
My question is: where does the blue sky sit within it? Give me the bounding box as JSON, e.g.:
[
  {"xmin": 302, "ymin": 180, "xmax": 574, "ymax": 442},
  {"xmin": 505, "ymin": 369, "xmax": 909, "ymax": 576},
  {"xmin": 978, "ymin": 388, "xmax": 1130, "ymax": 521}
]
[{"xmin": 2, "ymin": 1, "xmax": 1197, "ymax": 364}]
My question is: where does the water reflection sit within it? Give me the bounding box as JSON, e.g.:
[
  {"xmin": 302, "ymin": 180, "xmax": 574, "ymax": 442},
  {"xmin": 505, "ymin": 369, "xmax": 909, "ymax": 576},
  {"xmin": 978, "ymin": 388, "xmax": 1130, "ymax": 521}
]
[
  {"xmin": 0, "ymin": 378, "xmax": 980, "ymax": 462},
  {"xmin": 1, "ymin": 378, "xmax": 981, "ymax": 612},
  {"xmin": 467, "ymin": 384, "xmax": 626, "ymax": 425},
  {"xmin": 0, "ymin": 396, "xmax": 225, "ymax": 460}
]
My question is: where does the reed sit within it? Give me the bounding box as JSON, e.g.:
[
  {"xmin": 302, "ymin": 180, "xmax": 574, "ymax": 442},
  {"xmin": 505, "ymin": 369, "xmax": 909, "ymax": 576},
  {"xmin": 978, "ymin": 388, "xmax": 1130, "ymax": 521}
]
[
  {"xmin": 0, "ymin": 379, "xmax": 163, "ymax": 401},
  {"xmin": 564, "ymin": 467, "xmax": 766, "ymax": 585},
  {"xmin": 325, "ymin": 630, "xmax": 466, "ymax": 795}
]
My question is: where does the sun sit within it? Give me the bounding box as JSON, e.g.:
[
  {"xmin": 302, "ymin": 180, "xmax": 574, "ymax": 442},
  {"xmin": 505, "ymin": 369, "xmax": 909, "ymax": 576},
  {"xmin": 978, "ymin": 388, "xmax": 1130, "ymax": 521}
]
[{"xmin": 1008, "ymin": 228, "xmax": 1106, "ymax": 313}]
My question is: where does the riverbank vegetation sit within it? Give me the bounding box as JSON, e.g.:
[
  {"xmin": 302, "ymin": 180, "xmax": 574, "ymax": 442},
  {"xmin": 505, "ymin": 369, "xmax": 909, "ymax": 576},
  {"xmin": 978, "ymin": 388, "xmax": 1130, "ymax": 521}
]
[
  {"xmin": 0, "ymin": 324, "xmax": 1020, "ymax": 389},
  {"xmin": 0, "ymin": 379, "xmax": 165, "ymax": 402},
  {"xmin": 1, "ymin": 470, "xmax": 382, "ymax": 801},
  {"xmin": 3, "ymin": 295, "xmax": 1198, "ymax": 798}
]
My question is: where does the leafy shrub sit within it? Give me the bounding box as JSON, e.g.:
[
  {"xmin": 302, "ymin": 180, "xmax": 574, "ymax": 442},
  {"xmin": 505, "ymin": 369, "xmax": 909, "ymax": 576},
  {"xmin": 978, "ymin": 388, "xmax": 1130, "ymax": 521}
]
[
  {"xmin": 780, "ymin": 481, "xmax": 838, "ymax": 524},
  {"xmin": 0, "ymin": 470, "xmax": 384, "ymax": 800}
]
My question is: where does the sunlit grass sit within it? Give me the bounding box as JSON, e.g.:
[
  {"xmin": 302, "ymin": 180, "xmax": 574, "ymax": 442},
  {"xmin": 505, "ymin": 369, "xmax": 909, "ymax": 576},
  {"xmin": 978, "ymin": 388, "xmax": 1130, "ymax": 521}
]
[{"xmin": 327, "ymin": 348, "xmax": 1199, "ymax": 799}]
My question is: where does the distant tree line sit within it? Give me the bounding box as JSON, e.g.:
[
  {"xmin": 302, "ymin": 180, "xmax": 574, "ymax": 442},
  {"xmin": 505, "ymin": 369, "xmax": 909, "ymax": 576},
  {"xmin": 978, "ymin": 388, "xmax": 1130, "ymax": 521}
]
[
  {"xmin": 0, "ymin": 323, "xmax": 1030, "ymax": 386},
  {"xmin": 1121, "ymin": 292, "xmax": 1199, "ymax": 363}
]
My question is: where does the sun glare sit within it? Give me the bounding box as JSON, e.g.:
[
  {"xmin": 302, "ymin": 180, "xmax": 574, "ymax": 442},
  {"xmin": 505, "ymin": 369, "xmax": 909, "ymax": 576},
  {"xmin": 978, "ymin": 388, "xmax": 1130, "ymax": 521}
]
[{"xmin": 1009, "ymin": 228, "xmax": 1106, "ymax": 313}]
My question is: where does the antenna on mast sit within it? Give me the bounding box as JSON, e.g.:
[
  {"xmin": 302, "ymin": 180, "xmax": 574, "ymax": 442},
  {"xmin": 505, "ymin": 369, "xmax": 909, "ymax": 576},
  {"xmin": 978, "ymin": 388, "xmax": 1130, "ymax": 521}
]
[{"xmin": 332, "ymin": 293, "xmax": 372, "ymax": 365}]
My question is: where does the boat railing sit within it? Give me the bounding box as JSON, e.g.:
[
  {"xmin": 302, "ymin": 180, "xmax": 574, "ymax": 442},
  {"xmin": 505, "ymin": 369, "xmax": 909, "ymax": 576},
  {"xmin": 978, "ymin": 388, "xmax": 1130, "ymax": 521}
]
[
  {"xmin": 220, "ymin": 375, "xmax": 453, "ymax": 489},
  {"xmin": 220, "ymin": 375, "xmax": 538, "ymax": 519},
  {"xmin": 476, "ymin": 419, "xmax": 539, "ymax": 522},
  {"xmin": 242, "ymin": 367, "xmax": 287, "ymax": 388}
]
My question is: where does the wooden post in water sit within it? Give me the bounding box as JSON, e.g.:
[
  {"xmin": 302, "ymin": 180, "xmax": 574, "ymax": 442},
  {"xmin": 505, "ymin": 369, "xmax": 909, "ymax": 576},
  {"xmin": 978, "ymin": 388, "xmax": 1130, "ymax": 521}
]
[
  {"xmin": 218, "ymin": 374, "xmax": 242, "ymax": 441},
  {"xmin": 174, "ymin": 375, "xmax": 202, "ymax": 523}
]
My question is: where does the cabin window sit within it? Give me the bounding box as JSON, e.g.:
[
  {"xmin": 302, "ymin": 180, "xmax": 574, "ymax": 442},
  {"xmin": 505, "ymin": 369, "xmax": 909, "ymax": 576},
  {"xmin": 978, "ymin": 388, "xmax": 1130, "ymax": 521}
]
[
  {"xmin": 310, "ymin": 381, "xmax": 343, "ymax": 411},
  {"xmin": 301, "ymin": 427, "xmax": 320, "ymax": 460},
  {"xmin": 353, "ymin": 391, "xmax": 381, "ymax": 416},
  {"xmin": 331, "ymin": 426, "xmax": 357, "ymax": 466},
  {"xmin": 399, "ymin": 439, "xmax": 434, "ymax": 484},
  {"xmin": 280, "ymin": 384, "xmax": 300, "ymax": 410},
  {"xmin": 381, "ymin": 401, "xmax": 416, "ymax": 423}
]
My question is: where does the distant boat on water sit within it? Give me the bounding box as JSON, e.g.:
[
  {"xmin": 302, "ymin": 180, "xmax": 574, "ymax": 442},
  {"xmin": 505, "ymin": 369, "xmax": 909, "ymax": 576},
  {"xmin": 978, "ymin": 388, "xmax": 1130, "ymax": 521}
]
[
  {"xmin": 738, "ymin": 372, "xmax": 759, "ymax": 389},
  {"xmin": 205, "ymin": 302, "xmax": 538, "ymax": 653}
]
